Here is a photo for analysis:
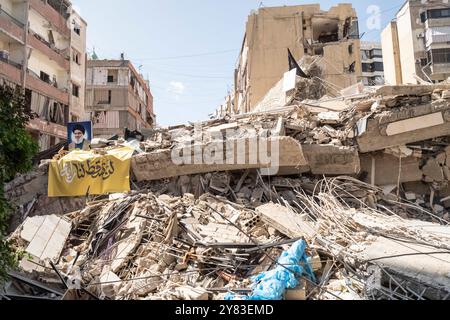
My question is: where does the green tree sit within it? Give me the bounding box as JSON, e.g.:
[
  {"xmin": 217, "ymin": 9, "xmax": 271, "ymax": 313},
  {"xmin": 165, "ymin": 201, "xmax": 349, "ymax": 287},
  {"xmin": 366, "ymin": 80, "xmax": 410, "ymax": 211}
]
[{"xmin": 0, "ymin": 84, "xmax": 38, "ymax": 282}]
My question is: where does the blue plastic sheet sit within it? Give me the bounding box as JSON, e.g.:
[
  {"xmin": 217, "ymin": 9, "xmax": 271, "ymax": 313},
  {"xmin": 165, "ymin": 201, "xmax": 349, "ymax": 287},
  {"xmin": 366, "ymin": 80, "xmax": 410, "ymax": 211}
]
[{"xmin": 225, "ymin": 240, "xmax": 316, "ymax": 301}]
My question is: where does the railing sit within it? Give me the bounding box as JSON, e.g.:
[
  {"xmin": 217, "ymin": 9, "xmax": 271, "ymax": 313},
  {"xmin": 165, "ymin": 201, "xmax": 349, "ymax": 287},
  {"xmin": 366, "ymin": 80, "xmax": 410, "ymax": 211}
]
[
  {"xmin": 0, "ymin": 8, "xmax": 24, "ymax": 40},
  {"xmin": 0, "ymin": 8, "xmax": 25, "ymax": 28},
  {"xmin": 0, "ymin": 55, "xmax": 22, "ymax": 70},
  {"xmin": 29, "ymin": 29, "xmax": 70, "ymax": 60}
]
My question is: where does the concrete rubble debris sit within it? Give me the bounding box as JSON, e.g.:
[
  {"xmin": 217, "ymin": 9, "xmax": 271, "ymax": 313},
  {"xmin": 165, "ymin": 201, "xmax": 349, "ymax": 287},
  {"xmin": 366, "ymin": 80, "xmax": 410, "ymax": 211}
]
[{"xmin": 3, "ymin": 79, "xmax": 450, "ymax": 300}]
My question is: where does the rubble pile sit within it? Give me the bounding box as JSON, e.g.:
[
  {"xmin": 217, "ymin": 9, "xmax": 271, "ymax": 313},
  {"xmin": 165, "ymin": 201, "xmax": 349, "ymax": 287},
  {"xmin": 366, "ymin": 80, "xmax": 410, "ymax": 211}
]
[
  {"xmin": 4, "ymin": 175, "xmax": 449, "ymax": 300},
  {"xmin": 3, "ymin": 80, "xmax": 450, "ymax": 300}
]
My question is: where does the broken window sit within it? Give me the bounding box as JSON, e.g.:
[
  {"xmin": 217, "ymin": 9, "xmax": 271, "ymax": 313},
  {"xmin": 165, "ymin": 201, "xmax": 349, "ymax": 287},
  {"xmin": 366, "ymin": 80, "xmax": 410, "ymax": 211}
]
[
  {"xmin": 40, "ymin": 71, "xmax": 50, "ymax": 84},
  {"xmin": 312, "ymin": 17, "xmax": 339, "ymax": 43},
  {"xmin": 71, "ymin": 114, "xmax": 79, "ymax": 123},
  {"xmin": 314, "ymin": 47, "xmax": 324, "ymax": 56},
  {"xmin": 361, "ymin": 50, "xmax": 370, "ymax": 60},
  {"xmin": 94, "ymin": 89, "xmax": 110, "ymax": 104},
  {"xmin": 421, "ymin": 12, "xmax": 427, "ymax": 23},
  {"xmin": 48, "ymin": 30, "xmax": 55, "ymax": 46},
  {"xmin": 73, "ymin": 22, "xmax": 81, "ymax": 35},
  {"xmin": 107, "ymin": 69, "xmax": 118, "ymax": 83},
  {"xmin": 344, "ymin": 18, "xmax": 359, "ymax": 39},
  {"xmin": 73, "ymin": 50, "xmax": 81, "ymax": 65},
  {"xmin": 72, "ymin": 84, "xmax": 80, "ymax": 97}
]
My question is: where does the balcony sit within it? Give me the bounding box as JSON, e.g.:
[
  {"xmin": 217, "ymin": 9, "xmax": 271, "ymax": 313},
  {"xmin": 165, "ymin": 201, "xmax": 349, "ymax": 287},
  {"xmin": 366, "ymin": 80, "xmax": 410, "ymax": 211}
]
[
  {"xmin": 29, "ymin": 0, "xmax": 70, "ymax": 38},
  {"xmin": 27, "ymin": 118, "xmax": 67, "ymax": 139},
  {"xmin": 431, "ymin": 63, "xmax": 450, "ymax": 76},
  {"xmin": 29, "ymin": 30, "xmax": 69, "ymax": 69},
  {"xmin": 0, "ymin": 8, "xmax": 24, "ymax": 42},
  {"xmin": 0, "ymin": 58, "xmax": 22, "ymax": 83},
  {"xmin": 26, "ymin": 70, "xmax": 69, "ymax": 104}
]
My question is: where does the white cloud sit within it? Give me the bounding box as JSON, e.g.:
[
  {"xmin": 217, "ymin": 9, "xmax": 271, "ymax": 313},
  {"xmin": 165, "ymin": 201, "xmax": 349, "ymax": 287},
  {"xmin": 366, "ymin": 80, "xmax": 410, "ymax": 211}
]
[{"xmin": 167, "ymin": 81, "xmax": 185, "ymax": 95}]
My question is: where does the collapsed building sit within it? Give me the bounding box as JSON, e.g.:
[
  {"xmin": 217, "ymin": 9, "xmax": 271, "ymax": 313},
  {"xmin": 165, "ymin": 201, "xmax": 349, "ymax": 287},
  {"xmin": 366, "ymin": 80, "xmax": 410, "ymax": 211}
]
[
  {"xmin": 223, "ymin": 3, "xmax": 361, "ymax": 116},
  {"xmin": 2, "ymin": 55, "xmax": 450, "ymax": 301}
]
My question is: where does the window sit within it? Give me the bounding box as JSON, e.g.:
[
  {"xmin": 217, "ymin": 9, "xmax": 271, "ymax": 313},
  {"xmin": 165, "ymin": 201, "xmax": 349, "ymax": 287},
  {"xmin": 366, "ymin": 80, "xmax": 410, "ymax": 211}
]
[
  {"xmin": 108, "ymin": 90, "xmax": 112, "ymax": 104},
  {"xmin": 348, "ymin": 44, "xmax": 353, "ymax": 54},
  {"xmin": 74, "ymin": 26, "xmax": 81, "ymax": 35},
  {"xmin": 107, "ymin": 69, "xmax": 118, "ymax": 83},
  {"xmin": 73, "ymin": 50, "xmax": 81, "ymax": 65},
  {"xmin": 362, "ymin": 63, "xmax": 371, "ymax": 72},
  {"xmin": 314, "ymin": 47, "xmax": 324, "ymax": 56},
  {"xmin": 40, "ymin": 71, "xmax": 50, "ymax": 83},
  {"xmin": 420, "ymin": 12, "xmax": 427, "ymax": 23},
  {"xmin": 430, "ymin": 48, "xmax": 450, "ymax": 64},
  {"xmin": 48, "ymin": 30, "xmax": 55, "ymax": 46},
  {"xmin": 373, "ymin": 62, "xmax": 384, "ymax": 71},
  {"xmin": 428, "ymin": 9, "xmax": 450, "ymax": 20},
  {"xmin": 371, "ymin": 49, "xmax": 383, "ymax": 58},
  {"xmin": 420, "ymin": 58, "xmax": 428, "ymax": 67},
  {"xmin": 362, "ymin": 62, "xmax": 384, "ymax": 72},
  {"xmin": 72, "ymin": 84, "xmax": 80, "ymax": 97}
]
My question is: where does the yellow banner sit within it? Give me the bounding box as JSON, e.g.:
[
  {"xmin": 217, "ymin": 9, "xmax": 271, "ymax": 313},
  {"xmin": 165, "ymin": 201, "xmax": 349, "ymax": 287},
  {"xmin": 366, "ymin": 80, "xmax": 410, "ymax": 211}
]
[{"xmin": 48, "ymin": 146, "xmax": 135, "ymax": 197}]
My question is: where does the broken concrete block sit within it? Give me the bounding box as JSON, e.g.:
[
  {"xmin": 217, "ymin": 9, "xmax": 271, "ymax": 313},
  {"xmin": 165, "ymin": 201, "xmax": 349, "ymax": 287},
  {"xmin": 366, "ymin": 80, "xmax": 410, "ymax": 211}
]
[
  {"xmin": 132, "ymin": 136, "xmax": 308, "ymax": 181},
  {"xmin": 318, "ymin": 112, "xmax": 340, "ymax": 124},
  {"xmin": 360, "ymin": 154, "xmax": 423, "ymax": 186},
  {"xmin": 357, "ymin": 103, "xmax": 450, "ymax": 153},
  {"xmin": 100, "ymin": 269, "xmax": 121, "ymax": 298},
  {"xmin": 303, "ymin": 145, "xmax": 361, "ymax": 176},
  {"xmin": 444, "ymin": 166, "xmax": 450, "ymax": 181},
  {"xmin": 285, "ymin": 281, "xmax": 306, "ymax": 300},
  {"xmin": 173, "ymin": 286, "xmax": 209, "ymax": 300},
  {"xmin": 434, "ymin": 204, "xmax": 445, "ymax": 213},
  {"xmin": 422, "ymin": 159, "xmax": 444, "ymax": 182},
  {"xmin": 385, "ymin": 113, "xmax": 444, "ymax": 137},
  {"xmin": 404, "ymin": 192, "xmax": 417, "ymax": 201},
  {"xmin": 442, "ymin": 90, "xmax": 450, "ymax": 99},
  {"xmin": 21, "ymin": 215, "xmax": 71, "ymax": 262},
  {"xmin": 436, "ymin": 153, "xmax": 447, "ymax": 166},
  {"xmin": 256, "ymin": 203, "xmax": 316, "ymax": 239},
  {"xmin": 209, "ymin": 173, "xmax": 230, "ymax": 194}
]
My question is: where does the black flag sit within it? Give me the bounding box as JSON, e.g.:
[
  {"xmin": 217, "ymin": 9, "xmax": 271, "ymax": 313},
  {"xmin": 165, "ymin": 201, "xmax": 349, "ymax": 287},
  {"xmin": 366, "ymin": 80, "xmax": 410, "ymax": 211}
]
[{"xmin": 288, "ymin": 49, "xmax": 309, "ymax": 78}]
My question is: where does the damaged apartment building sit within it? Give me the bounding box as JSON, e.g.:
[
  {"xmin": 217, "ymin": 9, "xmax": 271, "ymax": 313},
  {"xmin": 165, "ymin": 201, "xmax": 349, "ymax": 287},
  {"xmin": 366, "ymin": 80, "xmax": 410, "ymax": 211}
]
[
  {"xmin": 0, "ymin": 0, "xmax": 87, "ymax": 151},
  {"xmin": 382, "ymin": 0, "xmax": 450, "ymax": 85},
  {"xmin": 85, "ymin": 59, "xmax": 156, "ymax": 138},
  {"xmin": 225, "ymin": 3, "xmax": 361, "ymax": 115},
  {"xmin": 360, "ymin": 41, "xmax": 384, "ymax": 86}
]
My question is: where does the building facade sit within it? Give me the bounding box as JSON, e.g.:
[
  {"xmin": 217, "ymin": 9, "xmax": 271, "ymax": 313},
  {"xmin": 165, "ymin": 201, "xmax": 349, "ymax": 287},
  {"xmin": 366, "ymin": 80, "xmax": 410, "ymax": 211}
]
[
  {"xmin": 85, "ymin": 59, "xmax": 155, "ymax": 138},
  {"xmin": 0, "ymin": 0, "xmax": 87, "ymax": 151},
  {"xmin": 382, "ymin": 0, "xmax": 450, "ymax": 85},
  {"xmin": 232, "ymin": 4, "xmax": 361, "ymax": 114},
  {"xmin": 360, "ymin": 42, "xmax": 384, "ymax": 86}
]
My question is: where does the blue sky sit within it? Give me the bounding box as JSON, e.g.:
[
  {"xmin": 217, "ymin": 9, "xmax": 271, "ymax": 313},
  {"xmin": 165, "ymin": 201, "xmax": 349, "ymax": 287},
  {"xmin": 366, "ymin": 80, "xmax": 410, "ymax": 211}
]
[{"xmin": 71, "ymin": 0, "xmax": 405, "ymax": 126}]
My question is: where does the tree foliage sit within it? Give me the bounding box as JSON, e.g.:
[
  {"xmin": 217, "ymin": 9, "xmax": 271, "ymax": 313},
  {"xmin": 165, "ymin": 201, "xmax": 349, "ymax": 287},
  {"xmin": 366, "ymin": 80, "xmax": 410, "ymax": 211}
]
[{"xmin": 0, "ymin": 84, "xmax": 38, "ymax": 282}]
